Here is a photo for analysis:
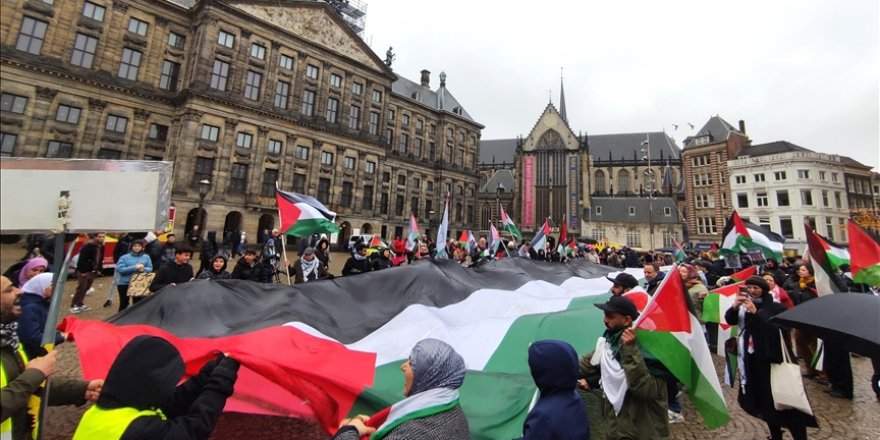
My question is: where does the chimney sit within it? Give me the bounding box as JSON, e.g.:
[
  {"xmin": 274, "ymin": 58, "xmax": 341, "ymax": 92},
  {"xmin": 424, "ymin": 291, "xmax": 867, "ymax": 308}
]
[
  {"xmin": 738, "ymin": 119, "xmax": 746, "ymax": 135},
  {"xmin": 420, "ymin": 69, "xmax": 430, "ymax": 88}
]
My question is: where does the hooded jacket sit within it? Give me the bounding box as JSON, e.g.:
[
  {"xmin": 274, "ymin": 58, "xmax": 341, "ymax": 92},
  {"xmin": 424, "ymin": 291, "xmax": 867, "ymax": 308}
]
[
  {"xmin": 523, "ymin": 340, "xmax": 590, "ymax": 440},
  {"xmin": 74, "ymin": 335, "xmax": 239, "ymax": 440},
  {"xmin": 197, "ymin": 255, "xmax": 230, "ymax": 280}
]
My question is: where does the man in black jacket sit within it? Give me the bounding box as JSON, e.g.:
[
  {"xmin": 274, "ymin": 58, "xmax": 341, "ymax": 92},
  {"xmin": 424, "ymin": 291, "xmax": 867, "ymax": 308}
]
[
  {"xmin": 231, "ymin": 248, "xmax": 268, "ymax": 283},
  {"xmin": 70, "ymin": 233, "xmax": 105, "ymax": 314},
  {"xmin": 73, "ymin": 335, "xmax": 239, "ymax": 439},
  {"xmin": 342, "ymin": 243, "xmax": 372, "ymax": 276},
  {"xmin": 149, "ymin": 246, "xmax": 194, "ymax": 293}
]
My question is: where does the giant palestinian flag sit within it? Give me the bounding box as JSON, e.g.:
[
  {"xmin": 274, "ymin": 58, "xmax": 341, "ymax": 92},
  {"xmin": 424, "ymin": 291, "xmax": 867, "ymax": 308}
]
[
  {"xmin": 61, "ymin": 259, "xmax": 650, "ymax": 439},
  {"xmin": 276, "ymin": 189, "xmax": 340, "ymax": 237},
  {"xmin": 634, "ymin": 264, "xmax": 730, "ymax": 429},
  {"xmin": 847, "ymin": 220, "xmax": 880, "ymax": 286},
  {"xmin": 720, "ymin": 211, "xmax": 785, "ymax": 261}
]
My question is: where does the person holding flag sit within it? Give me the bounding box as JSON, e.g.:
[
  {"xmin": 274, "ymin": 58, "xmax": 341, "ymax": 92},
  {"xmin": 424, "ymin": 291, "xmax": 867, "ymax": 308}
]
[
  {"xmin": 404, "ymin": 213, "xmax": 420, "ymax": 264},
  {"xmin": 577, "ymin": 296, "xmax": 670, "ymax": 440}
]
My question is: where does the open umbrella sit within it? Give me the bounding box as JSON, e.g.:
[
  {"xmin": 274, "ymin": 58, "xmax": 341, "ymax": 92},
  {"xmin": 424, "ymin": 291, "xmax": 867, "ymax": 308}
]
[
  {"xmin": 577, "ymin": 236, "xmax": 598, "ymax": 244},
  {"xmin": 771, "ymin": 293, "xmax": 880, "ymax": 358}
]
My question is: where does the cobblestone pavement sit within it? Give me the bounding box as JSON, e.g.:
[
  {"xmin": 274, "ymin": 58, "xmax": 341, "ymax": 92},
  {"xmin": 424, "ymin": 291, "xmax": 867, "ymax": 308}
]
[{"xmin": 2, "ymin": 244, "xmax": 877, "ymax": 439}]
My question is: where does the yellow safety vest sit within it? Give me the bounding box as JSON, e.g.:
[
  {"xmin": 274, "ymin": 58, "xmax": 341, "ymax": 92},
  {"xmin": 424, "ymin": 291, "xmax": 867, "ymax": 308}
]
[
  {"xmin": 73, "ymin": 406, "xmax": 165, "ymax": 440},
  {"xmin": 0, "ymin": 345, "xmax": 38, "ymax": 440}
]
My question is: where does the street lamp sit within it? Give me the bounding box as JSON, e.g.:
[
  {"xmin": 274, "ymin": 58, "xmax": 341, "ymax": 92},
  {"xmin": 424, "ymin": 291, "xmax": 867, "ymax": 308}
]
[
  {"xmin": 197, "ymin": 179, "xmax": 211, "ymax": 232},
  {"xmin": 641, "ymin": 138, "xmax": 655, "ymax": 250},
  {"xmin": 428, "ymin": 209, "xmax": 436, "ymax": 245}
]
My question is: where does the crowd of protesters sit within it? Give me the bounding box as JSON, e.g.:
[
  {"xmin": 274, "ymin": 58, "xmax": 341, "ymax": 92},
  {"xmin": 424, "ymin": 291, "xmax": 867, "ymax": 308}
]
[{"xmin": 3, "ymin": 227, "xmax": 879, "ymax": 440}]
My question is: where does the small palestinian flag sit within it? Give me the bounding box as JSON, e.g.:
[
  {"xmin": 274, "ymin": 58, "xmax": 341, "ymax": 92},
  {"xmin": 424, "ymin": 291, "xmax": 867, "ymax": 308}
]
[
  {"xmin": 276, "ymin": 189, "xmax": 340, "ymax": 237},
  {"xmin": 530, "ymin": 219, "xmax": 550, "ymax": 251},
  {"xmin": 805, "ymin": 223, "xmax": 844, "ymax": 297},
  {"xmin": 405, "ymin": 213, "xmax": 420, "ymax": 252},
  {"xmin": 809, "ymin": 231, "xmax": 850, "ymax": 270},
  {"xmin": 500, "ymin": 205, "xmax": 522, "ymax": 240},
  {"xmin": 434, "ymin": 196, "xmax": 450, "ymax": 259},
  {"xmin": 673, "ymin": 239, "xmax": 687, "ymax": 263},
  {"xmin": 720, "ymin": 211, "xmax": 784, "ymax": 261},
  {"xmin": 847, "ymin": 220, "xmax": 880, "ymax": 286},
  {"xmin": 488, "ymin": 222, "xmax": 502, "ymax": 256}
]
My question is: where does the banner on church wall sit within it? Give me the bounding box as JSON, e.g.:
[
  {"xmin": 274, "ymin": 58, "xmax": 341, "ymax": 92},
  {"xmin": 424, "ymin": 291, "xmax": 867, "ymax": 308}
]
[
  {"xmin": 568, "ymin": 155, "xmax": 579, "ymax": 228},
  {"xmin": 523, "ymin": 156, "xmax": 534, "ymax": 228}
]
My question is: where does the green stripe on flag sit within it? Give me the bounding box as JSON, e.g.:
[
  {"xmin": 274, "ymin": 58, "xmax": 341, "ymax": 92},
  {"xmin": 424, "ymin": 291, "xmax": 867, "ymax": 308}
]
[
  {"xmin": 853, "ymin": 264, "xmax": 880, "ymax": 286},
  {"xmin": 349, "ymin": 293, "xmax": 612, "ymax": 439},
  {"xmin": 636, "ymin": 331, "xmax": 730, "ymax": 429}
]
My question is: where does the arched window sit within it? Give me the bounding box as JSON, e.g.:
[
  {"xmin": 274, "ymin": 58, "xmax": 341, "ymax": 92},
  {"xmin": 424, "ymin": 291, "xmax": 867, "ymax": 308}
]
[
  {"xmin": 617, "ymin": 169, "xmax": 631, "ymax": 194},
  {"xmin": 595, "ymin": 170, "xmax": 606, "ymax": 193}
]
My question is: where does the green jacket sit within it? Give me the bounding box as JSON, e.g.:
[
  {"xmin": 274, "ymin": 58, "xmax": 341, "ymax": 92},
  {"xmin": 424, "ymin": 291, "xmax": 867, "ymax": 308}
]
[
  {"xmin": 579, "ymin": 343, "xmax": 669, "ymax": 440},
  {"xmin": 688, "ymin": 283, "xmax": 709, "ymax": 323},
  {"xmin": 1, "ymin": 345, "xmax": 89, "ymax": 440}
]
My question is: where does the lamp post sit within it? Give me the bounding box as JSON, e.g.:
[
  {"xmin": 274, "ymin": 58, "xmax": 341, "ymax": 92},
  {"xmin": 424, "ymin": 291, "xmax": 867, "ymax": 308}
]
[
  {"xmin": 641, "ymin": 138, "xmax": 655, "ymax": 250},
  {"xmin": 428, "ymin": 209, "xmax": 436, "ymax": 243},
  {"xmin": 197, "ymin": 179, "xmax": 211, "ymax": 232}
]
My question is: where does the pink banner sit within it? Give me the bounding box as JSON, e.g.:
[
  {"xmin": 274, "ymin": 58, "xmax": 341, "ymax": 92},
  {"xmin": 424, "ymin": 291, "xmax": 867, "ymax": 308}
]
[{"xmin": 523, "ymin": 156, "xmax": 534, "ymax": 228}]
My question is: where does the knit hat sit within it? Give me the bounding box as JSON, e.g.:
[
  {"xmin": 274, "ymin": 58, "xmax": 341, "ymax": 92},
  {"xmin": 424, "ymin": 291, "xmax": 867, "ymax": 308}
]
[{"xmin": 744, "ymin": 275, "xmax": 769, "ymax": 293}]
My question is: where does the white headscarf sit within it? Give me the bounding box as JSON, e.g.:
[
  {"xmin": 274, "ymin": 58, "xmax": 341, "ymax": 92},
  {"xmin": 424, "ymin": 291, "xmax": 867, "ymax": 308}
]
[{"xmin": 22, "ymin": 272, "xmax": 55, "ymax": 298}]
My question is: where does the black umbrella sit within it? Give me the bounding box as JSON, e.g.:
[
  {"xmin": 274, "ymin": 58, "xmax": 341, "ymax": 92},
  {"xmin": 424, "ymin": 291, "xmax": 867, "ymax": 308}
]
[
  {"xmin": 577, "ymin": 236, "xmax": 598, "ymax": 244},
  {"xmin": 771, "ymin": 293, "xmax": 880, "ymax": 358}
]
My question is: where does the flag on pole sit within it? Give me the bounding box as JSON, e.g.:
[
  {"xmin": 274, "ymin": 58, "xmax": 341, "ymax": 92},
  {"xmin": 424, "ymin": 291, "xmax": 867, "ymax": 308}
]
[
  {"xmin": 719, "ymin": 211, "xmax": 785, "ymax": 261},
  {"xmin": 500, "ymin": 206, "xmax": 523, "ymax": 240},
  {"xmin": 459, "ymin": 230, "xmax": 476, "ymax": 255},
  {"xmin": 276, "ymin": 189, "xmax": 340, "ymax": 237},
  {"xmin": 405, "ymin": 213, "xmax": 420, "ymax": 252},
  {"xmin": 847, "ymin": 220, "xmax": 880, "ymax": 286},
  {"xmin": 805, "ymin": 223, "xmax": 844, "ymax": 297},
  {"xmin": 559, "ymin": 215, "xmax": 568, "ymax": 250},
  {"xmin": 634, "ymin": 264, "xmax": 730, "ymax": 429},
  {"xmin": 488, "ymin": 222, "xmax": 502, "ymax": 256},
  {"xmin": 530, "ymin": 219, "xmax": 550, "ymax": 252},
  {"xmin": 806, "ymin": 230, "xmax": 850, "ymax": 270},
  {"xmin": 673, "ymin": 239, "xmax": 687, "ymax": 263},
  {"xmin": 434, "ymin": 196, "xmax": 450, "ymax": 259}
]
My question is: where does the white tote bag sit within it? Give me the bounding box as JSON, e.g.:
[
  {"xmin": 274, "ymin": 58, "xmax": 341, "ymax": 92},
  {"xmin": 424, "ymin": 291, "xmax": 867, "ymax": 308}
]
[{"xmin": 770, "ymin": 330, "xmax": 814, "ymax": 415}]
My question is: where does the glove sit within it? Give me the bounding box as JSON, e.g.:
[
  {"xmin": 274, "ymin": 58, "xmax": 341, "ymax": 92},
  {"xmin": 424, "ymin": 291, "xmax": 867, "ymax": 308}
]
[{"xmin": 199, "ymin": 352, "xmax": 226, "ymax": 376}]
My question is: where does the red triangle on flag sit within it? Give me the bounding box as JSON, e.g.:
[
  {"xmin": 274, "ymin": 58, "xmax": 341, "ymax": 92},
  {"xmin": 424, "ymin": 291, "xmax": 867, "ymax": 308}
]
[
  {"xmin": 635, "ymin": 266, "xmax": 691, "ymax": 333},
  {"xmin": 276, "ymin": 191, "xmax": 302, "ymax": 232},
  {"xmin": 732, "ymin": 211, "xmax": 751, "ymax": 238}
]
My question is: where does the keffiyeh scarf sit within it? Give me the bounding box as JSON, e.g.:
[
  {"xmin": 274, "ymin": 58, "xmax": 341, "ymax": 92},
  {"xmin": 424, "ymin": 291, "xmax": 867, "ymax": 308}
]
[{"xmin": 0, "ymin": 322, "xmax": 20, "ymax": 349}]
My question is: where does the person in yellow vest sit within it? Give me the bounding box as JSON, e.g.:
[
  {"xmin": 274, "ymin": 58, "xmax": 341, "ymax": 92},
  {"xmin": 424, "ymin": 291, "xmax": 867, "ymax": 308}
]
[
  {"xmin": 74, "ymin": 335, "xmax": 239, "ymax": 439},
  {"xmin": 1, "ymin": 275, "xmax": 103, "ymax": 440}
]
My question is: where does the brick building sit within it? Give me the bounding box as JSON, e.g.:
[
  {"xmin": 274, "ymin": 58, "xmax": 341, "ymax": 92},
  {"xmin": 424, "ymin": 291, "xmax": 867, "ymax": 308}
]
[
  {"xmin": 0, "ymin": 0, "xmax": 482, "ymax": 246},
  {"xmin": 680, "ymin": 116, "xmax": 750, "ymax": 246}
]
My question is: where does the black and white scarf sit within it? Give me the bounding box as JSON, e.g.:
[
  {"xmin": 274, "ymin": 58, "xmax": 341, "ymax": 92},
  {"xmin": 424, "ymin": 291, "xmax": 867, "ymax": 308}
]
[
  {"xmin": 300, "ymin": 257, "xmax": 319, "ymax": 282},
  {"xmin": 0, "ymin": 322, "xmax": 20, "ymax": 350}
]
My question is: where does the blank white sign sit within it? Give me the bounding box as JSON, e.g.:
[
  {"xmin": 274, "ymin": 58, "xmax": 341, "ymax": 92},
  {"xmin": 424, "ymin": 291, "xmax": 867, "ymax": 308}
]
[{"xmin": 0, "ymin": 159, "xmax": 172, "ymax": 233}]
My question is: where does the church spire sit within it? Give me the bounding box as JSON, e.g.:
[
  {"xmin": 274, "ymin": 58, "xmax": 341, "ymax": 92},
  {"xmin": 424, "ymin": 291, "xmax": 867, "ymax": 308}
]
[{"xmin": 559, "ymin": 67, "xmax": 568, "ymax": 124}]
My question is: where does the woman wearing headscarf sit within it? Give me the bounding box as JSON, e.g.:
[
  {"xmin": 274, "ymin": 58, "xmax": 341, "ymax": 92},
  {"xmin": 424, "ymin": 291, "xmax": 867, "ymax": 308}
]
[
  {"xmin": 333, "ymin": 338, "xmax": 470, "ymax": 440},
  {"xmin": 679, "ymin": 264, "xmax": 709, "ymax": 323},
  {"xmin": 15, "ymin": 257, "xmax": 49, "ymax": 289},
  {"xmin": 725, "ymin": 276, "xmax": 817, "ymax": 440},
  {"xmin": 16, "ymin": 272, "xmax": 66, "ymax": 359},
  {"xmin": 115, "ymin": 239, "xmax": 153, "ymax": 312},
  {"xmin": 788, "ymin": 264, "xmax": 820, "ymax": 378}
]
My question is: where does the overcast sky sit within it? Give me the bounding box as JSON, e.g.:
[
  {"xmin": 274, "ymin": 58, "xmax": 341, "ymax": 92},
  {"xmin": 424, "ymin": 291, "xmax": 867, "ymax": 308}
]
[{"xmin": 363, "ymin": 0, "xmax": 879, "ymax": 171}]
